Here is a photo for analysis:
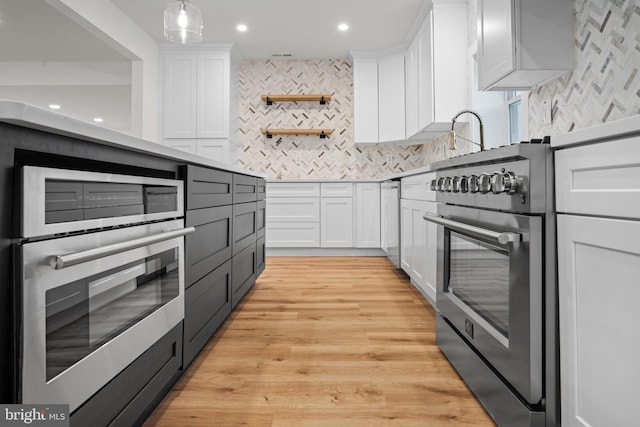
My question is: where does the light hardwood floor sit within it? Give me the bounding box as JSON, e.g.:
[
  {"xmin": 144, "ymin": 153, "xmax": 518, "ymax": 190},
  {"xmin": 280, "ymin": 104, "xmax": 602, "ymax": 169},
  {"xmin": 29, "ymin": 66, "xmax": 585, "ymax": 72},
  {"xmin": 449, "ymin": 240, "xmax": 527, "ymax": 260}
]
[{"xmin": 144, "ymin": 257, "xmax": 496, "ymax": 426}]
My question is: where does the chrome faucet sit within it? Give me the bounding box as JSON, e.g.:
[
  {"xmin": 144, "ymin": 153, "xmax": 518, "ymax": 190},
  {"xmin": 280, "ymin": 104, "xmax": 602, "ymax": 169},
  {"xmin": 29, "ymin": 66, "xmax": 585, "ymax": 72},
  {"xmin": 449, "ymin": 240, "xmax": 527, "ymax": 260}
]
[{"xmin": 449, "ymin": 109, "xmax": 485, "ymax": 151}]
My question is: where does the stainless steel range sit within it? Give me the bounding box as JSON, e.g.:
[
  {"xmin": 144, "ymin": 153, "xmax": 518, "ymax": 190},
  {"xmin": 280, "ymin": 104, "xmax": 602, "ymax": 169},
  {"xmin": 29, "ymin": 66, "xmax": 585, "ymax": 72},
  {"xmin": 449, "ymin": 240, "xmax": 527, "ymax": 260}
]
[{"xmin": 425, "ymin": 141, "xmax": 558, "ymax": 427}]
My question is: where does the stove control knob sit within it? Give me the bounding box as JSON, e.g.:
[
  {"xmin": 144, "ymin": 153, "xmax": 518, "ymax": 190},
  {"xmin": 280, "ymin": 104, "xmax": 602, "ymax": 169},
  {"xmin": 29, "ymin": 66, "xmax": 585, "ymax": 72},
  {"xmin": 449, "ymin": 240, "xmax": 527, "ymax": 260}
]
[
  {"xmin": 452, "ymin": 176, "xmax": 462, "ymax": 193},
  {"xmin": 478, "ymin": 173, "xmax": 492, "ymax": 193},
  {"xmin": 491, "ymin": 173, "xmax": 506, "ymax": 194},
  {"xmin": 468, "ymin": 175, "xmax": 480, "ymax": 193},
  {"xmin": 436, "ymin": 177, "xmax": 445, "ymax": 192},
  {"xmin": 503, "ymin": 171, "xmax": 520, "ymax": 194},
  {"xmin": 431, "ymin": 179, "xmax": 437, "ymax": 191},
  {"xmin": 443, "ymin": 177, "xmax": 453, "ymax": 192},
  {"xmin": 459, "ymin": 176, "xmax": 469, "ymax": 193}
]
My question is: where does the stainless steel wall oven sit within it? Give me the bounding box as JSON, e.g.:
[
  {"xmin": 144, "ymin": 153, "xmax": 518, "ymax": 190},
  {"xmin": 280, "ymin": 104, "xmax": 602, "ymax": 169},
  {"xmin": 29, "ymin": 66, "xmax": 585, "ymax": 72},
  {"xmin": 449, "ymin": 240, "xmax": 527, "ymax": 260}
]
[
  {"xmin": 14, "ymin": 166, "xmax": 193, "ymax": 412},
  {"xmin": 425, "ymin": 143, "xmax": 557, "ymax": 427}
]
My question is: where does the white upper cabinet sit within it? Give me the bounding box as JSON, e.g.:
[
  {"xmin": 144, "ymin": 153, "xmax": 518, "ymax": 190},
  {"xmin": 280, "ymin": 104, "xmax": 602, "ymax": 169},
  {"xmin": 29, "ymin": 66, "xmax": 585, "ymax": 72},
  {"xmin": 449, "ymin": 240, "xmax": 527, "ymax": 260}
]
[
  {"xmin": 196, "ymin": 54, "xmax": 229, "ymax": 139},
  {"xmin": 405, "ymin": 36, "xmax": 420, "ymax": 139},
  {"xmin": 163, "ymin": 54, "xmax": 198, "ymax": 139},
  {"xmin": 477, "ymin": 0, "xmax": 574, "ymax": 90},
  {"xmin": 352, "ymin": 58, "xmax": 379, "ymax": 144},
  {"xmin": 161, "ymin": 46, "xmax": 239, "ymax": 164},
  {"xmin": 378, "ymin": 53, "xmax": 406, "ymax": 143},
  {"xmin": 411, "ymin": 2, "xmax": 469, "ymax": 139}
]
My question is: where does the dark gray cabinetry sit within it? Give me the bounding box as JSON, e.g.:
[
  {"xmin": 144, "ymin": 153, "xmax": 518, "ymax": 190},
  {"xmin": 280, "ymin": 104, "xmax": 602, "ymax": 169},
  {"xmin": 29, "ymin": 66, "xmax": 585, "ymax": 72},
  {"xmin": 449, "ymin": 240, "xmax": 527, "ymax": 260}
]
[
  {"xmin": 185, "ymin": 205, "xmax": 232, "ymax": 288},
  {"xmin": 186, "ymin": 166, "xmax": 233, "ymax": 209},
  {"xmin": 257, "ymin": 236, "xmax": 266, "ymax": 276},
  {"xmin": 183, "ymin": 168, "xmax": 263, "ymax": 366},
  {"xmin": 233, "ymin": 174, "xmax": 258, "ymax": 204},
  {"xmin": 184, "ymin": 261, "xmax": 232, "ymax": 367},
  {"xmin": 231, "ymin": 242, "xmax": 257, "ymax": 309},
  {"xmin": 70, "ymin": 323, "xmax": 182, "ymax": 427},
  {"xmin": 232, "ymin": 202, "xmax": 257, "ymax": 255},
  {"xmin": 257, "ymin": 200, "xmax": 266, "ymax": 239},
  {"xmin": 257, "ymin": 178, "xmax": 266, "ymax": 201}
]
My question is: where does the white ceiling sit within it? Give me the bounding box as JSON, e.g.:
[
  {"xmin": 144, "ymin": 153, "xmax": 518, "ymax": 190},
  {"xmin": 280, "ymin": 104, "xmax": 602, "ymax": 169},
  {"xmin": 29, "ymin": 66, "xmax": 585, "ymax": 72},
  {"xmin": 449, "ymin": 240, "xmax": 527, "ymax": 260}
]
[
  {"xmin": 111, "ymin": 0, "xmax": 425, "ymax": 59},
  {"xmin": 0, "ymin": 0, "xmax": 424, "ymax": 133}
]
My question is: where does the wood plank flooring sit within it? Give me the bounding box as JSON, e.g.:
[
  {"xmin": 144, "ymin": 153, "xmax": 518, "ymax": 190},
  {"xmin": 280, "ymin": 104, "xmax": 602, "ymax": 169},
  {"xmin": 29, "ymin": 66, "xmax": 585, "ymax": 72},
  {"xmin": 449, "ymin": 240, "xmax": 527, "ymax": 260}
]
[{"xmin": 144, "ymin": 257, "xmax": 496, "ymax": 427}]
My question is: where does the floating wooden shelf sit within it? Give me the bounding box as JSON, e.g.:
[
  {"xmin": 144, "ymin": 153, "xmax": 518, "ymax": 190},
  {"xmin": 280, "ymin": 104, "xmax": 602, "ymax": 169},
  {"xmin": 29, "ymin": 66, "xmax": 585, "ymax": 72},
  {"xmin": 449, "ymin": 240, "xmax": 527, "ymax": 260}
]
[
  {"xmin": 261, "ymin": 94, "xmax": 332, "ymax": 105},
  {"xmin": 261, "ymin": 128, "xmax": 333, "ymax": 138}
]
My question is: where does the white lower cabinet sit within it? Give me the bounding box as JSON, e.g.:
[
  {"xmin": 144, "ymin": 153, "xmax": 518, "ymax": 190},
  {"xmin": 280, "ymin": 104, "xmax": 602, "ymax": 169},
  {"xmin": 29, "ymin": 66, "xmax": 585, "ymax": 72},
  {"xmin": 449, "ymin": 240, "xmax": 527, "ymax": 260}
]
[
  {"xmin": 165, "ymin": 139, "xmax": 234, "ymax": 164},
  {"xmin": 554, "ymin": 122, "xmax": 640, "ymax": 427},
  {"xmin": 267, "ymin": 181, "xmax": 380, "ymax": 251},
  {"xmin": 557, "ymin": 214, "xmax": 640, "ymax": 427},
  {"xmin": 320, "ymin": 197, "xmax": 353, "ymax": 247},
  {"xmin": 355, "ymin": 183, "xmax": 380, "ymax": 248},
  {"xmin": 400, "ymin": 198, "xmax": 437, "ymax": 302}
]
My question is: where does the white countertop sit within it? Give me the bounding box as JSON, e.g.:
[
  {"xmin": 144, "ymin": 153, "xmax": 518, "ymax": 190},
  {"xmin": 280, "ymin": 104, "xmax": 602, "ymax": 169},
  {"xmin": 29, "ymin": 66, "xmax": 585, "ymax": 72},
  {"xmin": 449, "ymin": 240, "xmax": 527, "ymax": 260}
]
[
  {"xmin": 0, "ymin": 100, "xmax": 261, "ymax": 177},
  {"xmin": 552, "ymin": 114, "xmax": 640, "ymax": 148}
]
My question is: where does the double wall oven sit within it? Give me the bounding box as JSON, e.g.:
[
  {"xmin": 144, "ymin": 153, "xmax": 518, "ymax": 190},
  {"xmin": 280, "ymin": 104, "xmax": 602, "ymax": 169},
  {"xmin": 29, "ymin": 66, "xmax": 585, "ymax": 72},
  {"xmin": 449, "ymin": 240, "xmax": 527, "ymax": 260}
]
[
  {"xmin": 14, "ymin": 166, "xmax": 193, "ymax": 412},
  {"xmin": 425, "ymin": 143, "xmax": 558, "ymax": 426}
]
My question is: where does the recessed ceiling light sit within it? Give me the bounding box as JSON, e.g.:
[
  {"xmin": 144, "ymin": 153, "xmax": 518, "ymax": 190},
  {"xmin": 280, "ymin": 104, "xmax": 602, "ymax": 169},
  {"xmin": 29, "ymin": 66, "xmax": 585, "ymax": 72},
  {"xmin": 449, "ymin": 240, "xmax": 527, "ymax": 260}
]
[
  {"xmin": 49, "ymin": 104, "xmax": 61, "ymax": 110},
  {"xmin": 338, "ymin": 23, "xmax": 349, "ymax": 32},
  {"xmin": 236, "ymin": 24, "xmax": 248, "ymax": 32},
  {"xmin": 93, "ymin": 117, "xmax": 104, "ymax": 123}
]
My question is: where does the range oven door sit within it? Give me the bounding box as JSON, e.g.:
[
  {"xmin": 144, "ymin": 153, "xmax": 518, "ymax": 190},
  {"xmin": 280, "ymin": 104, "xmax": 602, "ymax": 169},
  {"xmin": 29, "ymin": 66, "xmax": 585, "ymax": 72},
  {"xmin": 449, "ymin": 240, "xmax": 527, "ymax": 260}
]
[
  {"xmin": 16, "ymin": 220, "xmax": 191, "ymax": 412},
  {"xmin": 425, "ymin": 204, "xmax": 543, "ymax": 405}
]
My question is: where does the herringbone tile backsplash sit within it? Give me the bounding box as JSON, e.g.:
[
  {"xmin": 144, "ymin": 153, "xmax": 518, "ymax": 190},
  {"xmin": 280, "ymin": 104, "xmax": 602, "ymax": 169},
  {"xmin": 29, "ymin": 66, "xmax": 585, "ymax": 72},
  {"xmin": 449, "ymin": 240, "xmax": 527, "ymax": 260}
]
[
  {"xmin": 238, "ymin": 60, "xmax": 465, "ymax": 179},
  {"xmin": 529, "ymin": 0, "xmax": 640, "ymax": 135}
]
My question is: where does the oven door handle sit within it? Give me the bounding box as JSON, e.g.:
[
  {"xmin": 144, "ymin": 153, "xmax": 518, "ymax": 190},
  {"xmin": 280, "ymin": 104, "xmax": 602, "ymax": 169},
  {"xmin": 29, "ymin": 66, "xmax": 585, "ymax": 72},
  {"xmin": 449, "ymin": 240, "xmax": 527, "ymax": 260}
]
[
  {"xmin": 50, "ymin": 227, "xmax": 196, "ymax": 270},
  {"xmin": 423, "ymin": 214, "xmax": 521, "ymax": 244}
]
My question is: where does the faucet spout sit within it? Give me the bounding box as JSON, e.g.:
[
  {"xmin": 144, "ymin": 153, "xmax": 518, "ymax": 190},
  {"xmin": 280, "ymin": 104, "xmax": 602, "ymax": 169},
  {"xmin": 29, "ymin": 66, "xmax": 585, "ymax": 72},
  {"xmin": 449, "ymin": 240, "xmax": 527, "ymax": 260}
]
[{"xmin": 449, "ymin": 109, "xmax": 485, "ymax": 151}]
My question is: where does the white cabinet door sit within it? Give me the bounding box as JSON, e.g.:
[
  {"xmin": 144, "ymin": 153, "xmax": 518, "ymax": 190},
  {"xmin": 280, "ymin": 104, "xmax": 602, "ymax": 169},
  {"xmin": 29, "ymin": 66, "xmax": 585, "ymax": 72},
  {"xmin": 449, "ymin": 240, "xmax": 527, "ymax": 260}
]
[
  {"xmin": 266, "ymin": 223, "xmax": 321, "ymax": 248},
  {"xmin": 400, "ymin": 199, "xmax": 413, "ymax": 274},
  {"xmin": 355, "ymin": 183, "xmax": 380, "ymax": 248},
  {"xmin": 378, "ymin": 52, "xmax": 406, "ymax": 142},
  {"xmin": 417, "ymin": 11, "xmax": 434, "ymax": 131},
  {"xmin": 320, "ymin": 198, "xmax": 354, "ymax": 247},
  {"xmin": 477, "ymin": 0, "xmax": 515, "ymax": 90},
  {"xmin": 423, "ymin": 201, "xmax": 438, "ymax": 302},
  {"xmin": 409, "ymin": 200, "xmax": 427, "ymax": 290},
  {"xmin": 197, "ymin": 139, "xmax": 229, "ymax": 163},
  {"xmin": 557, "ymin": 214, "xmax": 640, "ymax": 427},
  {"xmin": 405, "ymin": 36, "xmax": 420, "ymax": 138},
  {"xmin": 266, "ymin": 198, "xmax": 320, "ymax": 223},
  {"xmin": 197, "ymin": 53, "xmax": 229, "ymax": 139},
  {"xmin": 165, "ymin": 139, "xmax": 196, "ymax": 154},
  {"xmin": 163, "ymin": 54, "xmax": 197, "ymax": 139},
  {"xmin": 352, "ymin": 59, "xmax": 379, "ymax": 144}
]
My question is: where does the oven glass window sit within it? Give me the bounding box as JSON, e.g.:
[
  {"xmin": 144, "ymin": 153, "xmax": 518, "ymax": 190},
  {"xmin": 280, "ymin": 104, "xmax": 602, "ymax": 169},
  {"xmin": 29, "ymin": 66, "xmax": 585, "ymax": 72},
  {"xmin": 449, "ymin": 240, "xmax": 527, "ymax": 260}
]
[
  {"xmin": 448, "ymin": 232, "xmax": 509, "ymax": 337},
  {"xmin": 44, "ymin": 248, "xmax": 179, "ymax": 381}
]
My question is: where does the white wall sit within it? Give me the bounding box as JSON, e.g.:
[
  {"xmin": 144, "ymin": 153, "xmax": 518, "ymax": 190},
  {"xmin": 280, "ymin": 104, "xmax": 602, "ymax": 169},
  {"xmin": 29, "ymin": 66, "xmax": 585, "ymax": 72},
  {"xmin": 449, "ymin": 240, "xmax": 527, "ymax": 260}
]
[{"xmin": 43, "ymin": 0, "xmax": 161, "ymax": 141}]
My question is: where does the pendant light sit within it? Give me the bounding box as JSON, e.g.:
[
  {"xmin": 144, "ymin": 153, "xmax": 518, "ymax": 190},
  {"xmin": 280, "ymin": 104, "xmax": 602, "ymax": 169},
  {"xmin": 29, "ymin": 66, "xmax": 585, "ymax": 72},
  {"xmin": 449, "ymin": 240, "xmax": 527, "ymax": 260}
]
[{"xmin": 164, "ymin": 0, "xmax": 203, "ymax": 44}]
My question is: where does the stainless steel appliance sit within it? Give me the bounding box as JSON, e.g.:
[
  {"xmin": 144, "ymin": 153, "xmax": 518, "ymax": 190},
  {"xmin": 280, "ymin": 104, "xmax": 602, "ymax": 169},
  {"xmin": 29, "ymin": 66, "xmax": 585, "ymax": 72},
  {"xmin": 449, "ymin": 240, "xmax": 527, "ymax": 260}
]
[
  {"xmin": 381, "ymin": 179, "xmax": 400, "ymax": 268},
  {"xmin": 15, "ymin": 167, "xmax": 193, "ymax": 412},
  {"xmin": 425, "ymin": 142, "xmax": 557, "ymax": 427}
]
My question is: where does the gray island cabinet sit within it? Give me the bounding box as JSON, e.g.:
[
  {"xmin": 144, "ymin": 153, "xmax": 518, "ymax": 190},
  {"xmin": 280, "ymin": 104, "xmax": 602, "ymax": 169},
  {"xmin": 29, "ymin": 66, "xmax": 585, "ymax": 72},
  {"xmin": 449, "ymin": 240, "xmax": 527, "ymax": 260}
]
[{"xmin": 0, "ymin": 101, "xmax": 264, "ymax": 426}]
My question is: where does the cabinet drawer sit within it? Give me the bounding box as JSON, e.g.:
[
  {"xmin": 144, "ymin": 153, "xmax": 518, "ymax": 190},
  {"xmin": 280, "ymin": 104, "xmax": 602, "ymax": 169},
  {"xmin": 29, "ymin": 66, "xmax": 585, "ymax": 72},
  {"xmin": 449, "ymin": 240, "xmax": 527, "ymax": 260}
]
[
  {"xmin": 233, "ymin": 202, "xmax": 257, "ymax": 255},
  {"xmin": 321, "ymin": 182, "xmax": 354, "ymax": 197},
  {"xmin": 232, "ymin": 242, "xmax": 257, "ymax": 308},
  {"xmin": 266, "ymin": 223, "xmax": 320, "ymax": 247},
  {"xmin": 267, "ymin": 182, "xmax": 320, "ymax": 198},
  {"xmin": 266, "ymin": 198, "xmax": 320, "ymax": 223},
  {"xmin": 401, "ymin": 172, "xmax": 436, "ymax": 201},
  {"xmin": 233, "ymin": 174, "xmax": 258, "ymax": 203},
  {"xmin": 257, "ymin": 200, "xmax": 266, "ymax": 239},
  {"xmin": 257, "ymin": 236, "xmax": 266, "ymax": 276},
  {"xmin": 555, "ymin": 137, "xmax": 640, "ymax": 219},
  {"xmin": 184, "ymin": 260, "xmax": 231, "ymax": 367},
  {"xmin": 185, "ymin": 205, "xmax": 232, "ymax": 288},
  {"xmin": 257, "ymin": 178, "xmax": 266, "ymax": 201},
  {"xmin": 186, "ymin": 165, "xmax": 232, "ymax": 209}
]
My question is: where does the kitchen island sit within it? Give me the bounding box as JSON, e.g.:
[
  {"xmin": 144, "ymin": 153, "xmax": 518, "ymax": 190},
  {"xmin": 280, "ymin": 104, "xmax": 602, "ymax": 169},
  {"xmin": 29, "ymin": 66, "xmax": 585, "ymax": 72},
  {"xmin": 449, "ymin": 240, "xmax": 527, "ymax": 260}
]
[{"xmin": 0, "ymin": 100, "xmax": 264, "ymax": 425}]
